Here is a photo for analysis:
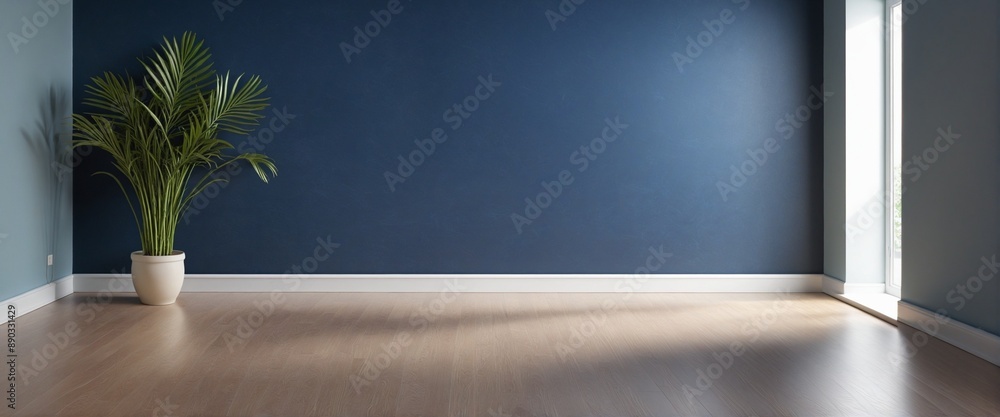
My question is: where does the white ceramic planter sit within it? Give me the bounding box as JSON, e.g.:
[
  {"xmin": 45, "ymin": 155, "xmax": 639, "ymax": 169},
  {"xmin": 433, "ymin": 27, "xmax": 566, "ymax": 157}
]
[{"xmin": 131, "ymin": 251, "xmax": 185, "ymax": 305}]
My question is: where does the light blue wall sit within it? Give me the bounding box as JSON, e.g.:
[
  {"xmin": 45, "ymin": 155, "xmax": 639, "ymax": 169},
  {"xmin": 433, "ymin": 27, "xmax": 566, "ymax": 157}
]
[
  {"xmin": 902, "ymin": 0, "xmax": 1000, "ymax": 336},
  {"xmin": 824, "ymin": 0, "xmax": 847, "ymax": 281},
  {"xmin": 0, "ymin": 0, "xmax": 74, "ymax": 300}
]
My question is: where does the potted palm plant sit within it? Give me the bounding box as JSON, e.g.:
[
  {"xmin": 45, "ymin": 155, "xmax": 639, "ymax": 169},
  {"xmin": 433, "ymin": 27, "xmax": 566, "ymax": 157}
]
[{"xmin": 73, "ymin": 32, "xmax": 276, "ymax": 305}]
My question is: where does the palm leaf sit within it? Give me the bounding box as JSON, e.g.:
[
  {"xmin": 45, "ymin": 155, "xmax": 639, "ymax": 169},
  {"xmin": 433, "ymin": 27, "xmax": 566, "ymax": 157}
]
[{"xmin": 72, "ymin": 32, "xmax": 275, "ymax": 256}]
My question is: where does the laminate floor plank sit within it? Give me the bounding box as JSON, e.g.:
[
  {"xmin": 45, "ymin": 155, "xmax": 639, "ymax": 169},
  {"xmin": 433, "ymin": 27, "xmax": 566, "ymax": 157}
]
[{"xmin": 446, "ymin": 299, "xmax": 479, "ymax": 417}]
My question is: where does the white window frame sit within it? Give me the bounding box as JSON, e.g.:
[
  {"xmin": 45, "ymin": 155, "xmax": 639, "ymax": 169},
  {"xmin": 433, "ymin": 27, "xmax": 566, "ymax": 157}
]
[{"xmin": 885, "ymin": 0, "xmax": 903, "ymax": 298}]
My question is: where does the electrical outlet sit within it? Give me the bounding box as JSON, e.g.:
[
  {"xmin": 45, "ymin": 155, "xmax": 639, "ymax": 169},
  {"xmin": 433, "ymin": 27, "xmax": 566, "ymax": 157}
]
[{"xmin": 47, "ymin": 254, "xmax": 53, "ymax": 266}]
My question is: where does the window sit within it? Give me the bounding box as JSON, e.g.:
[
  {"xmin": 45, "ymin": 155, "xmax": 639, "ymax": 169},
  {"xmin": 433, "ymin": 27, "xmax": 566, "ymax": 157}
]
[{"xmin": 886, "ymin": 0, "xmax": 903, "ymax": 297}]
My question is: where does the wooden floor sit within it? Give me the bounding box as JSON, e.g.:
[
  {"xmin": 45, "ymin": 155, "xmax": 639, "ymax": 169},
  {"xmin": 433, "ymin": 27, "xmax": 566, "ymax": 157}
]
[{"xmin": 8, "ymin": 293, "xmax": 1000, "ymax": 417}]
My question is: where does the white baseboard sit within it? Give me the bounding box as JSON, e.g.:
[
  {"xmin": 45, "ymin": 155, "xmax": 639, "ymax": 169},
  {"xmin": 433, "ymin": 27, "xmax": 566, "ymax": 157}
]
[
  {"xmin": 1, "ymin": 275, "xmax": 74, "ymax": 317},
  {"xmin": 821, "ymin": 275, "xmax": 897, "ymax": 325},
  {"xmin": 821, "ymin": 275, "xmax": 846, "ymax": 294},
  {"xmin": 821, "ymin": 275, "xmax": 886, "ymax": 294},
  {"xmin": 13, "ymin": 274, "xmax": 998, "ymax": 369},
  {"xmin": 71, "ymin": 273, "xmax": 824, "ymax": 293},
  {"xmin": 897, "ymin": 301, "xmax": 1000, "ymax": 367}
]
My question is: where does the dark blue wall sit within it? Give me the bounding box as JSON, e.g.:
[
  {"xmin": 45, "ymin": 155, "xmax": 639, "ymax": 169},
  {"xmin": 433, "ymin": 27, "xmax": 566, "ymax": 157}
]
[{"xmin": 73, "ymin": 0, "xmax": 823, "ymax": 274}]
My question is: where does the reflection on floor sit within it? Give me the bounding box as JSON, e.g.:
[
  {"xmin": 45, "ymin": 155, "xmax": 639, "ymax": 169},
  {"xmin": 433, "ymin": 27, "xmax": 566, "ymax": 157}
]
[{"xmin": 10, "ymin": 293, "xmax": 1000, "ymax": 416}]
